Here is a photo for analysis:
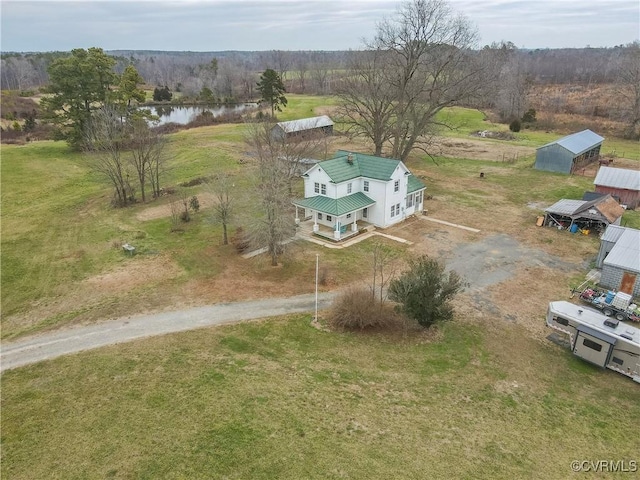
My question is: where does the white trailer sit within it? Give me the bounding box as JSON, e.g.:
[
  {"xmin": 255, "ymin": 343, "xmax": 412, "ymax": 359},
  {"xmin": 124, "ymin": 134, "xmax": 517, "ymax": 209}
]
[{"xmin": 546, "ymin": 301, "xmax": 640, "ymax": 383}]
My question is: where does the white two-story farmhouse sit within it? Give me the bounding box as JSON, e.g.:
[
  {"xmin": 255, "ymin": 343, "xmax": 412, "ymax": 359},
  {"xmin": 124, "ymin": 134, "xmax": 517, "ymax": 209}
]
[{"xmin": 293, "ymin": 150, "xmax": 426, "ymax": 240}]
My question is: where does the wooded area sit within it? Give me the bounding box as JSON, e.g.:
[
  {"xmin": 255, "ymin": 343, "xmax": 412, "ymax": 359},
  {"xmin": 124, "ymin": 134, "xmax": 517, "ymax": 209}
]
[{"xmin": 2, "ymin": 41, "xmax": 639, "ymax": 139}]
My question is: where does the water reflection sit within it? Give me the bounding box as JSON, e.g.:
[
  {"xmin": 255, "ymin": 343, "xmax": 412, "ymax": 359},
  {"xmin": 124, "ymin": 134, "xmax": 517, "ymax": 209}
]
[{"xmin": 146, "ymin": 104, "xmax": 256, "ymax": 125}]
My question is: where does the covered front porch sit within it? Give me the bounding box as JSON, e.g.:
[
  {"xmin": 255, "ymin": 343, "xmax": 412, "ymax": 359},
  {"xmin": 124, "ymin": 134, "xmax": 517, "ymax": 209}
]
[{"xmin": 293, "ymin": 192, "xmax": 375, "ymax": 241}]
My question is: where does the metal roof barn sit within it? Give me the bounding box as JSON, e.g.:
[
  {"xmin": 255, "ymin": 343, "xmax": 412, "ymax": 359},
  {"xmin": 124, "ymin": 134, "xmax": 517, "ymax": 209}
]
[
  {"xmin": 534, "ymin": 129, "xmax": 604, "ymax": 174},
  {"xmin": 594, "ymin": 166, "xmax": 640, "ymax": 209},
  {"xmin": 271, "ymin": 115, "xmax": 334, "ymax": 141}
]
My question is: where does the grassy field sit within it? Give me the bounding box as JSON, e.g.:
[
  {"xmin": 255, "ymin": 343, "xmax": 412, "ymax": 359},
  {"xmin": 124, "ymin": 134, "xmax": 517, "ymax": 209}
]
[{"xmin": 2, "ymin": 314, "xmax": 639, "ymax": 479}]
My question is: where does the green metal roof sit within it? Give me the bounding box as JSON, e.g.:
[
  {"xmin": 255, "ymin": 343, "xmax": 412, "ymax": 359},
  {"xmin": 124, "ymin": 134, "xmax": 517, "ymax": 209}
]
[
  {"xmin": 407, "ymin": 174, "xmax": 426, "ymax": 193},
  {"xmin": 315, "ymin": 150, "xmax": 403, "ymax": 183},
  {"xmin": 293, "ymin": 192, "xmax": 375, "ymax": 216}
]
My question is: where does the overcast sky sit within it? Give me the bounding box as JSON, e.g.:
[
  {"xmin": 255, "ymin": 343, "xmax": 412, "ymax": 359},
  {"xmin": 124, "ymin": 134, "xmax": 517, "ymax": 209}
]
[{"xmin": 1, "ymin": 0, "xmax": 638, "ymax": 52}]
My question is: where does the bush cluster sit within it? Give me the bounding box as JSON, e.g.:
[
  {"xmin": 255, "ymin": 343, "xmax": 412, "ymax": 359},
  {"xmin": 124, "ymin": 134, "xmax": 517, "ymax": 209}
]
[{"xmin": 328, "ymin": 287, "xmax": 397, "ymax": 330}]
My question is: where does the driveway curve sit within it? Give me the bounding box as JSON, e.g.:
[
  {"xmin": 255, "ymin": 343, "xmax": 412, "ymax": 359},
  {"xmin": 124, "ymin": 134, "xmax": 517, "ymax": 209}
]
[{"xmin": 1, "ymin": 292, "xmax": 336, "ymax": 372}]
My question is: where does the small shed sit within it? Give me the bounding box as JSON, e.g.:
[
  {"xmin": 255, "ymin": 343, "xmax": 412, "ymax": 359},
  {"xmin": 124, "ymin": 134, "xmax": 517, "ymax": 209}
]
[
  {"xmin": 596, "ymin": 224, "xmax": 626, "ymax": 268},
  {"xmin": 543, "ymin": 194, "xmax": 624, "ymax": 234},
  {"xmin": 271, "ymin": 115, "xmax": 334, "ymax": 142},
  {"xmin": 598, "ymin": 227, "xmax": 640, "ymax": 296},
  {"xmin": 594, "ymin": 166, "xmax": 640, "ymax": 209},
  {"xmin": 534, "ymin": 129, "xmax": 604, "ymax": 174}
]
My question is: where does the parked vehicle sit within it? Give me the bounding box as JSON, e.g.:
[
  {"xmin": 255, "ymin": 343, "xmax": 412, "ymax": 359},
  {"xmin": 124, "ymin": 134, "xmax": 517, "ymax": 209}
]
[
  {"xmin": 546, "ymin": 301, "xmax": 640, "ymax": 383},
  {"xmin": 573, "ymin": 287, "xmax": 640, "ymax": 322}
]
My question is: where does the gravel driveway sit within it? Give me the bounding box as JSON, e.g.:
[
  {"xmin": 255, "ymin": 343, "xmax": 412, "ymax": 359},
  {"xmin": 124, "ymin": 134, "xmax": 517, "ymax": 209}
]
[{"xmin": 1, "ymin": 292, "xmax": 336, "ymax": 372}]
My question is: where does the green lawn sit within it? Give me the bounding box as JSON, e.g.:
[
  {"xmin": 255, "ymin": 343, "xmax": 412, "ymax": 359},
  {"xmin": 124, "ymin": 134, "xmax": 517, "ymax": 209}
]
[{"xmin": 2, "ymin": 315, "xmax": 638, "ymax": 479}]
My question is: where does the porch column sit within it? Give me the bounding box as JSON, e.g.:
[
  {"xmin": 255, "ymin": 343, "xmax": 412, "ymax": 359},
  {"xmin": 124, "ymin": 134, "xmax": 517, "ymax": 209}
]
[
  {"xmin": 351, "ymin": 216, "xmax": 357, "ymax": 232},
  {"xmin": 313, "ymin": 211, "xmax": 319, "ymax": 232},
  {"xmin": 333, "ymin": 221, "xmax": 341, "ymax": 240}
]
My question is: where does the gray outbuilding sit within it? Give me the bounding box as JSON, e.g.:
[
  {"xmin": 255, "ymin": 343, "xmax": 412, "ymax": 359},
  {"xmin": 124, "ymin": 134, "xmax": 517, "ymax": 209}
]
[
  {"xmin": 597, "ymin": 226, "xmax": 640, "ymax": 297},
  {"xmin": 271, "ymin": 115, "xmax": 334, "ymax": 142},
  {"xmin": 534, "ymin": 129, "xmax": 604, "ymax": 174}
]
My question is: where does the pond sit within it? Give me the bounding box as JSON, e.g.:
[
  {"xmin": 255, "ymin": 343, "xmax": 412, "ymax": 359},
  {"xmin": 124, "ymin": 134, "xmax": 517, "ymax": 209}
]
[{"xmin": 146, "ymin": 104, "xmax": 256, "ymax": 125}]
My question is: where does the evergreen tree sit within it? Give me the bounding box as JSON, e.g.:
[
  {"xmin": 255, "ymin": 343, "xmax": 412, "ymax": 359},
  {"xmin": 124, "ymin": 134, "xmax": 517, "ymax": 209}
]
[
  {"xmin": 256, "ymin": 69, "xmax": 287, "ymax": 117},
  {"xmin": 42, "ymin": 47, "xmax": 117, "ymax": 149}
]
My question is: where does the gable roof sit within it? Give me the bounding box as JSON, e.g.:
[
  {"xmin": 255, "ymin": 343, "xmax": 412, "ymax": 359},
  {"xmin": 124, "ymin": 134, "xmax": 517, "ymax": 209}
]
[
  {"xmin": 275, "ymin": 115, "xmax": 333, "ymax": 134},
  {"xmin": 293, "ymin": 192, "xmax": 375, "ymax": 216},
  {"xmin": 407, "ymin": 174, "xmax": 426, "ymax": 193},
  {"xmin": 313, "ymin": 151, "xmax": 402, "ymax": 183},
  {"xmin": 601, "ymin": 224, "xmax": 627, "ymax": 243},
  {"xmin": 545, "ymin": 194, "xmax": 624, "ymax": 223},
  {"xmin": 603, "ymin": 228, "xmax": 640, "ymax": 273},
  {"xmin": 538, "ymin": 129, "xmax": 604, "ymax": 155},
  {"xmin": 594, "ymin": 166, "xmax": 640, "ymax": 191}
]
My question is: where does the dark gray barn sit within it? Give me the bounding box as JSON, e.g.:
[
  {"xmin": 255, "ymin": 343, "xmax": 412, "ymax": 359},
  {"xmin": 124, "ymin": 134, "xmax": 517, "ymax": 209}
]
[{"xmin": 534, "ymin": 129, "xmax": 604, "ymax": 174}]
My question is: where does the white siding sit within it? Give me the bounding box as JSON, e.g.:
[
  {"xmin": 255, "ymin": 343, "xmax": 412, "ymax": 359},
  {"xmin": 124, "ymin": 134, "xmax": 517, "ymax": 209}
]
[{"xmin": 304, "ymin": 168, "xmax": 334, "ymax": 198}]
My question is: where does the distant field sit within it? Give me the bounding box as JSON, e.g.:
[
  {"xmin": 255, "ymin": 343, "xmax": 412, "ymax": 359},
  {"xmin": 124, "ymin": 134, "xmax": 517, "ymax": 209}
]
[{"xmin": 2, "ymin": 314, "xmax": 639, "ymax": 479}]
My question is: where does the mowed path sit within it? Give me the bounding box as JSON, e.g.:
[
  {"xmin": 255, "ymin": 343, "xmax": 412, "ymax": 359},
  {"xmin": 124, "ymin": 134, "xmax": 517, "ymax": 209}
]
[{"xmin": 0, "ymin": 292, "xmax": 336, "ymax": 372}]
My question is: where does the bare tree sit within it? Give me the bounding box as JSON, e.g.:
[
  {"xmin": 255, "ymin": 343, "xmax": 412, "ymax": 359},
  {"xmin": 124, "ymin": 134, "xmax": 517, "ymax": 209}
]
[
  {"xmin": 210, "ymin": 173, "xmax": 234, "ymax": 245},
  {"xmin": 84, "ymin": 106, "xmax": 135, "ymax": 207},
  {"xmin": 370, "ymin": 240, "xmax": 401, "ymax": 305},
  {"xmin": 612, "ymin": 42, "xmax": 640, "ymax": 139},
  {"xmin": 129, "ymin": 118, "xmax": 166, "ymax": 202},
  {"xmin": 495, "ymin": 52, "xmax": 531, "ymax": 121},
  {"xmin": 336, "ymin": 49, "xmax": 396, "ymax": 156},
  {"xmin": 245, "ymin": 120, "xmax": 296, "ymax": 266},
  {"xmin": 339, "ymin": 0, "xmax": 481, "ymax": 161},
  {"xmin": 293, "ymin": 52, "xmax": 309, "ymax": 93}
]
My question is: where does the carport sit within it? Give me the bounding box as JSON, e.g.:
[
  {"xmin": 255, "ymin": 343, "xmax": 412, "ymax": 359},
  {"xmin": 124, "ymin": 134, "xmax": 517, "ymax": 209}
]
[{"xmin": 544, "ymin": 195, "xmax": 624, "ymax": 234}]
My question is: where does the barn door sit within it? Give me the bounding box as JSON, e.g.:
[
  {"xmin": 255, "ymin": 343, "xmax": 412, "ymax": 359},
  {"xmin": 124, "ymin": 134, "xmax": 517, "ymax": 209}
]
[{"xmin": 620, "ymin": 272, "xmax": 637, "ymax": 295}]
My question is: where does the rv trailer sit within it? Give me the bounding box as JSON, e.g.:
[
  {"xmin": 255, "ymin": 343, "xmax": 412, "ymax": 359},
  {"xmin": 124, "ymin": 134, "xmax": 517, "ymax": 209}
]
[{"xmin": 546, "ymin": 301, "xmax": 640, "ymax": 383}]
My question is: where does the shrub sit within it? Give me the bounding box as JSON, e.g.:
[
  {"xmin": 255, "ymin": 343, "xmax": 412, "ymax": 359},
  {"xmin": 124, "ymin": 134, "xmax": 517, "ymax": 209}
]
[
  {"xmin": 328, "ymin": 287, "xmax": 396, "ymax": 330},
  {"xmin": 509, "ymin": 119, "xmax": 521, "ymax": 132},
  {"xmin": 388, "ymin": 255, "xmax": 465, "ymax": 328},
  {"xmin": 521, "ymin": 108, "xmax": 537, "ymax": 123},
  {"xmin": 189, "ymin": 195, "xmax": 200, "ymax": 213},
  {"xmin": 153, "ymin": 86, "xmax": 172, "ymax": 102},
  {"xmin": 231, "ymin": 227, "xmax": 251, "ymax": 253}
]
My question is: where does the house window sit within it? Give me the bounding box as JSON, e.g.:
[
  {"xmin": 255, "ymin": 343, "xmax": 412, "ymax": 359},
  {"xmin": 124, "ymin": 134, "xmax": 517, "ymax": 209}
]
[
  {"xmin": 321, "ymin": 184, "xmax": 327, "ymax": 195},
  {"xmin": 406, "ymin": 195, "xmax": 413, "ymax": 208},
  {"xmin": 317, "ymin": 213, "xmax": 323, "ymax": 220},
  {"xmin": 394, "ymin": 180, "xmax": 399, "ymax": 192},
  {"xmin": 396, "ymin": 203, "xmax": 401, "ymax": 216},
  {"xmin": 347, "ymin": 183, "xmax": 352, "ymax": 194},
  {"xmin": 582, "ymin": 338, "xmax": 602, "ymax": 352},
  {"xmin": 363, "ymin": 208, "xmax": 368, "ymax": 218},
  {"xmin": 314, "ymin": 182, "xmax": 320, "ymax": 194},
  {"xmin": 346, "ymin": 213, "xmax": 352, "ymax": 219},
  {"xmin": 391, "ymin": 205, "xmax": 396, "ymax": 217},
  {"xmin": 416, "ymin": 192, "xmax": 422, "ymax": 204},
  {"xmin": 364, "ymin": 180, "xmax": 369, "ymax": 192},
  {"xmin": 326, "ymin": 215, "xmax": 332, "ymax": 222}
]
